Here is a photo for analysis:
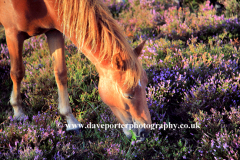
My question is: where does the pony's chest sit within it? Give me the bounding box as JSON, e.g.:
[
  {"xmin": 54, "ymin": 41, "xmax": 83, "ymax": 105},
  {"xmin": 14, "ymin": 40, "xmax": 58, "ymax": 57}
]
[{"xmin": 1, "ymin": 0, "xmax": 57, "ymax": 36}]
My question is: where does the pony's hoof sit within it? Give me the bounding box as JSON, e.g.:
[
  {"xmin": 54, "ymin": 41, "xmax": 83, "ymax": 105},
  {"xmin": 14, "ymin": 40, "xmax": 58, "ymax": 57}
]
[
  {"xmin": 12, "ymin": 113, "xmax": 27, "ymax": 121},
  {"xmin": 66, "ymin": 128, "xmax": 82, "ymax": 135}
]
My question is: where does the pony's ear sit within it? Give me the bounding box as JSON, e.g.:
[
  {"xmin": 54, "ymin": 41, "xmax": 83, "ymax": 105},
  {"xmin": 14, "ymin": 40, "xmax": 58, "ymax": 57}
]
[
  {"xmin": 112, "ymin": 53, "xmax": 125, "ymax": 70},
  {"xmin": 134, "ymin": 40, "xmax": 146, "ymax": 57}
]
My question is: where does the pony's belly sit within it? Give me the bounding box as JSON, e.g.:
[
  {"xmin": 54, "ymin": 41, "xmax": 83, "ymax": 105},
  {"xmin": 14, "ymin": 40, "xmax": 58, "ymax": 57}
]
[{"xmin": 24, "ymin": 27, "xmax": 52, "ymax": 37}]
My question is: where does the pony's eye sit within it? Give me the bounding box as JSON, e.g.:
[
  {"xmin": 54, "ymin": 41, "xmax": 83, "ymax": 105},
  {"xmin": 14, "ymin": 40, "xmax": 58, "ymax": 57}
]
[{"xmin": 122, "ymin": 93, "xmax": 134, "ymax": 99}]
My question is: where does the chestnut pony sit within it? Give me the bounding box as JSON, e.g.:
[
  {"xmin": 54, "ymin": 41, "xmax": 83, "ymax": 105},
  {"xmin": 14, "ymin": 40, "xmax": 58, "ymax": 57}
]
[{"xmin": 0, "ymin": 0, "xmax": 151, "ymax": 141}]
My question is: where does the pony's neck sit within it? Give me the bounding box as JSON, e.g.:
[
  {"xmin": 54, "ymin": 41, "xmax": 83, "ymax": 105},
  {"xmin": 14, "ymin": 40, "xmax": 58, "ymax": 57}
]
[
  {"xmin": 54, "ymin": 19, "xmax": 111, "ymax": 74},
  {"xmin": 81, "ymin": 41, "xmax": 111, "ymax": 67},
  {"xmin": 63, "ymin": 30, "xmax": 110, "ymax": 69}
]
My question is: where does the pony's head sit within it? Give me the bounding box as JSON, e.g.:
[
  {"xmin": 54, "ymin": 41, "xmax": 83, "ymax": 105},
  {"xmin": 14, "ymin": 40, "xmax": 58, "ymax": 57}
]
[{"xmin": 97, "ymin": 41, "xmax": 151, "ymax": 142}]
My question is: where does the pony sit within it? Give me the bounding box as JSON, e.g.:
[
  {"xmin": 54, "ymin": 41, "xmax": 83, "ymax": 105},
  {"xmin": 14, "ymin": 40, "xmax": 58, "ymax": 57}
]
[{"xmin": 0, "ymin": 0, "xmax": 152, "ymax": 142}]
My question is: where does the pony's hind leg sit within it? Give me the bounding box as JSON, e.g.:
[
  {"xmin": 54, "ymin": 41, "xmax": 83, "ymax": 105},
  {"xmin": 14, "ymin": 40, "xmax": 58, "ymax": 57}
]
[
  {"xmin": 6, "ymin": 29, "xmax": 26, "ymax": 120},
  {"xmin": 45, "ymin": 30, "xmax": 81, "ymax": 132}
]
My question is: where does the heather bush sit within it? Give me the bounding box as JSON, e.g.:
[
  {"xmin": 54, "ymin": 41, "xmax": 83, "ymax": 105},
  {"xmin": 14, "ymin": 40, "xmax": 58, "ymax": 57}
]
[
  {"xmin": 118, "ymin": 0, "xmax": 158, "ymax": 38},
  {"xmin": 224, "ymin": 0, "xmax": 240, "ymax": 17},
  {"xmin": 160, "ymin": 1, "xmax": 240, "ymax": 42},
  {"xmin": 192, "ymin": 107, "xmax": 240, "ymax": 159}
]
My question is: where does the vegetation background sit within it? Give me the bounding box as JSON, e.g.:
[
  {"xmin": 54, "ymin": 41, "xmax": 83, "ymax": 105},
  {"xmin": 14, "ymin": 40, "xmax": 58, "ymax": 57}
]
[{"xmin": 0, "ymin": 0, "xmax": 239, "ymax": 159}]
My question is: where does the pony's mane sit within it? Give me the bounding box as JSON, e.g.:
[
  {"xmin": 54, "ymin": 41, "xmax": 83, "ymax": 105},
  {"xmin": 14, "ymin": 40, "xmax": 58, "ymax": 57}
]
[{"xmin": 57, "ymin": 0, "xmax": 142, "ymax": 88}]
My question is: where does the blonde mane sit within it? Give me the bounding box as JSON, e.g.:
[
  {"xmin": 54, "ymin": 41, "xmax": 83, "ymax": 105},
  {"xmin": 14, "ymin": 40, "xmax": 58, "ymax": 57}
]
[{"xmin": 57, "ymin": 0, "xmax": 142, "ymax": 88}]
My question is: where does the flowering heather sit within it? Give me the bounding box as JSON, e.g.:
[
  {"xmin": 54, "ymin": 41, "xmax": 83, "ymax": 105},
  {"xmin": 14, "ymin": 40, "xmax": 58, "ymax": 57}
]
[
  {"xmin": 159, "ymin": 1, "xmax": 240, "ymax": 41},
  {"xmin": 0, "ymin": 0, "xmax": 240, "ymax": 159},
  {"xmin": 192, "ymin": 107, "xmax": 240, "ymax": 159},
  {"xmin": 0, "ymin": 113, "xmax": 78, "ymax": 159}
]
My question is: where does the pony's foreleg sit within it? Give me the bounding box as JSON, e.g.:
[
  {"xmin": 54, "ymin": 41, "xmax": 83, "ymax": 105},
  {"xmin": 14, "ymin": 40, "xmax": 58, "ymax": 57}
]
[
  {"xmin": 6, "ymin": 29, "xmax": 26, "ymax": 120},
  {"xmin": 46, "ymin": 30, "xmax": 81, "ymax": 132}
]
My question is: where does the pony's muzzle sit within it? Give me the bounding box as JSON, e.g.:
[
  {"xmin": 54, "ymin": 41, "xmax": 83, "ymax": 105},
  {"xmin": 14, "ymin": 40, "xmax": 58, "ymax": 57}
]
[
  {"xmin": 135, "ymin": 130, "xmax": 149, "ymax": 142},
  {"xmin": 123, "ymin": 125, "xmax": 150, "ymax": 142}
]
